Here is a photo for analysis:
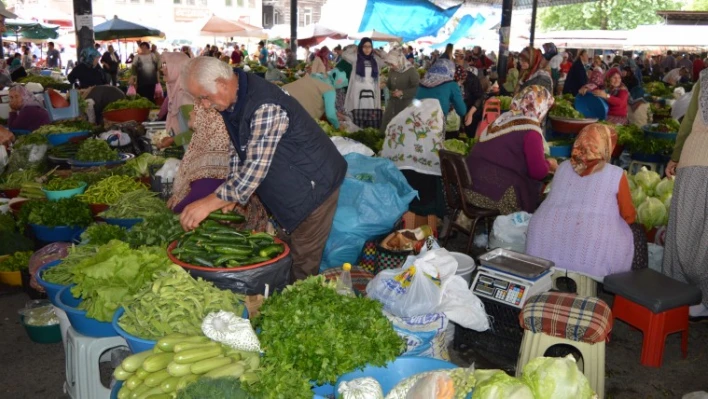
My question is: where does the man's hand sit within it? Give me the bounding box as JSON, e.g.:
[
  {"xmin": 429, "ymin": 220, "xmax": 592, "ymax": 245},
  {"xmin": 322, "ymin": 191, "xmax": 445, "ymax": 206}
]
[
  {"xmin": 180, "ymin": 193, "xmax": 231, "ymax": 231},
  {"xmin": 0, "ymin": 126, "xmax": 15, "ymax": 146},
  {"xmin": 666, "ymin": 160, "xmax": 678, "ymax": 178}
]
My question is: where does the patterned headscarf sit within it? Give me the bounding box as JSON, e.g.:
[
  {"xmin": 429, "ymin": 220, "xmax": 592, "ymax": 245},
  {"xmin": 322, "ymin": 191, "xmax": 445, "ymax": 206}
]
[
  {"xmin": 385, "ymin": 48, "xmax": 412, "ymax": 72},
  {"xmin": 420, "ymin": 58, "xmax": 455, "ymax": 88},
  {"xmin": 9, "ymin": 84, "xmax": 42, "ymax": 109},
  {"xmin": 570, "ymin": 123, "xmax": 616, "ymax": 177},
  {"xmin": 80, "ymin": 47, "xmax": 101, "ymax": 67},
  {"xmin": 480, "ymin": 85, "xmax": 554, "ymax": 143},
  {"xmin": 519, "ymin": 47, "xmax": 543, "ymax": 84}
]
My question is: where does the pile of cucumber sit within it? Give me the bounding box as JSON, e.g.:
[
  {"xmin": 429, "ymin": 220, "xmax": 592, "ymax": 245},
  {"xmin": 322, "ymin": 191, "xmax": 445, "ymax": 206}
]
[
  {"xmin": 114, "ymin": 334, "xmax": 261, "ymax": 399},
  {"xmin": 172, "ymin": 212, "xmax": 285, "ymax": 268}
]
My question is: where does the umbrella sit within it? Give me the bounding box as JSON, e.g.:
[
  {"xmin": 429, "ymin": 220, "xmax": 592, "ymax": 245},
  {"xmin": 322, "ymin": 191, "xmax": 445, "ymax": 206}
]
[
  {"xmin": 197, "ymin": 15, "xmax": 266, "ymax": 38},
  {"xmin": 296, "ymin": 24, "xmax": 348, "ymax": 47},
  {"xmin": 94, "ymin": 16, "xmax": 163, "ymax": 41},
  {"xmin": 3, "ymin": 20, "xmax": 59, "ymax": 43},
  {"xmin": 349, "ymin": 29, "xmax": 402, "ymax": 43}
]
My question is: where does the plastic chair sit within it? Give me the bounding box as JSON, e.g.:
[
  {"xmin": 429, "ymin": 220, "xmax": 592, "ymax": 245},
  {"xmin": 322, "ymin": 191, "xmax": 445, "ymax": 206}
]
[
  {"xmin": 43, "ymin": 89, "xmax": 80, "ymax": 122},
  {"xmin": 517, "ymin": 292, "xmax": 612, "ymax": 399},
  {"xmin": 551, "ymin": 269, "xmax": 598, "ymax": 297},
  {"xmin": 439, "ymin": 149, "xmax": 499, "ymax": 254},
  {"xmin": 475, "ymin": 98, "xmax": 502, "ymax": 138},
  {"xmin": 64, "ymin": 327, "xmax": 128, "ymax": 399}
]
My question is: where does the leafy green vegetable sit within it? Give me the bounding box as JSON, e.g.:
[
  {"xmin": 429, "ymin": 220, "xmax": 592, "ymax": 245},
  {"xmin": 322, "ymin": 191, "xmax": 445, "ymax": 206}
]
[
  {"xmin": 75, "ymin": 139, "xmax": 120, "ymax": 162},
  {"xmin": 250, "ymin": 275, "xmax": 405, "ymax": 395},
  {"xmin": 119, "ymin": 266, "xmax": 245, "ymax": 339},
  {"xmin": 0, "ymin": 169, "xmax": 40, "ymax": 190},
  {"xmin": 71, "ymin": 167, "xmax": 133, "ymax": 188},
  {"xmin": 0, "ymin": 251, "xmax": 33, "ymax": 271},
  {"xmin": 79, "ymin": 175, "xmax": 148, "ymax": 205},
  {"xmin": 13, "ymin": 132, "xmax": 49, "ymax": 148},
  {"xmin": 0, "ymin": 231, "xmax": 34, "ymax": 256},
  {"xmin": 42, "ymin": 244, "xmax": 101, "ymax": 285},
  {"xmin": 24, "ymin": 197, "xmax": 93, "ymax": 228},
  {"xmin": 549, "ymin": 99, "xmax": 584, "ymax": 119},
  {"xmin": 616, "ymin": 124, "xmax": 674, "ymax": 156},
  {"xmin": 443, "ymin": 139, "xmax": 470, "ymax": 156},
  {"xmin": 644, "ymin": 82, "xmax": 672, "ymax": 97},
  {"xmin": 0, "ymin": 213, "xmax": 15, "ymax": 232},
  {"xmin": 317, "ymin": 120, "xmax": 384, "ymax": 153},
  {"xmin": 69, "ymin": 240, "xmax": 173, "ymax": 322},
  {"xmin": 648, "ymin": 118, "xmax": 680, "ymax": 133},
  {"xmin": 80, "ymin": 224, "xmax": 128, "ymax": 245},
  {"xmin": 548, "ymin": 139, "xmax": 575, "ymax": 147},
  {"xmin": 637, "ymin": 197, "xmax": 668, "ymax": 230},
  {"xmin": 44, "ymin": 176, "xmax": 84, "ymax": 191},
  {"xmin": 126, "ymin": 213, "xmax": 183, "ymax": 248},
  {"xmin": 116, "ymin": 153, "xmax": 165, "ymax": 177},
  {"xmin": 521, "ymin": 355, "xmax": 596, "ymax": 399},
  {"xmin": 48, "ymin": 142, "xmax": 80, "ymax": 159},
  {"xmin": 176, "ymin": 377, "xmax": 250, "ymax": 399},
  {"xmin": 498, "ymin": 96, "xmax": 512, "ymax": 111},
  {"xmin": 100, "ymin": 190, "xmax": 170, "ymax": 219},
  {"xmin": 634, "ymin": 167, "xmax": 661, "ymax": 196},
  {"xmin": 104, "ymin": 95, "xmax": 156, "ymax": 112},
  {"xmin": 472, "ymin": 370, "xmax": 533, "ymax": 399}
]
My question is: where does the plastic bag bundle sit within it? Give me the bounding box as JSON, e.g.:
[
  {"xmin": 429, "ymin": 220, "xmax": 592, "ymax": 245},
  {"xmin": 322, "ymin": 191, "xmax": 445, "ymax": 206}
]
[
  {"xmin": 406, "ymin": 372, "xmax": 454, "ymax": 399},
  {"xmin": 156, "ymin": 158, "xmax": 181, "ymax": 182},
  {"xmin": 202, "ymin": 311, "xmax": 261, "ymax": 352},
  {"xmin": 338, "ymin": 377, "xmax": 384, "ymax": 399},
  {"xmin": 19, "ymin": 300, "xmax": 59, "ymax": 326},
  {"xmin": 6, "ymin": 144, "xmax": 48, "ymax": 174}
]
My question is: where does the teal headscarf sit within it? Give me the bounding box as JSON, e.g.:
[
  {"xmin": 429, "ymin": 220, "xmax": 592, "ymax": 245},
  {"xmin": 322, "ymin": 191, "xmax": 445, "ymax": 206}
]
[{"xmin": 80, "ymin": 47, "xmax": 101, "ymax": 67}]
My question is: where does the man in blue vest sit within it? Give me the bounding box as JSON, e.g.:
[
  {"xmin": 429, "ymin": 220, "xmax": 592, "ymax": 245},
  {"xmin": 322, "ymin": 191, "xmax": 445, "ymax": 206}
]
[{"xmin": 179, "ymin": 56, "xmax": 347, "ymax": 281}]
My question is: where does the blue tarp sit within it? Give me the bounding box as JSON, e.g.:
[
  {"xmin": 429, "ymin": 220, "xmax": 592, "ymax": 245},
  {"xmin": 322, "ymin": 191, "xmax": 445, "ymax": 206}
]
[
  {"xmin": 430, "ymin": 13, "xmax": 486, "ymax": 49},
  {"xmin": 358, "ymin": 0, "xmax": 461, "ymax": 43}
]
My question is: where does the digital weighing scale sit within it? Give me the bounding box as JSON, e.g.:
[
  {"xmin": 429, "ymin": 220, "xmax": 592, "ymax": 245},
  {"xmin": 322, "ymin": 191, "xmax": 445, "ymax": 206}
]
[{"xmin": 471, "ymin": 248, "xmax": 555, "ymax": 309}]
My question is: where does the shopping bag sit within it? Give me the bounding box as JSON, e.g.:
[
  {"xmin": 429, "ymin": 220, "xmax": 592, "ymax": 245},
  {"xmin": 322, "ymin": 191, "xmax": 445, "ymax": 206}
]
[
  {"xmin": 445, "ymin": 110, "xmax": 460, "ymax": 132},
  {"xmin": 351, "ymin": 108, "xmax": 383, "ymax": 129},
  {"xmin": 367, "ymin": 261, "xmax": 443, "ymax": 318},
  {"xmin": 126, "ymin": 85, "xmax": 137, "ymax": 96}
]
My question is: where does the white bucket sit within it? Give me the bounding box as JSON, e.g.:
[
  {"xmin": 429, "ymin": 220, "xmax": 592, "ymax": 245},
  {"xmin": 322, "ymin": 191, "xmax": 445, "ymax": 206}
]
[{"xmin": 450, "ymin": 252, "xmax": 476, "ymax": 286}]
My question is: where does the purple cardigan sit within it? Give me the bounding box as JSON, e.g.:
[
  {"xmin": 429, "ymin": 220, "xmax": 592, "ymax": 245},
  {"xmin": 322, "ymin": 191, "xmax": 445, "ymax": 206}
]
[{"xmin": 8, "ymin": 106, "xmax": 51, "ymax": 132}]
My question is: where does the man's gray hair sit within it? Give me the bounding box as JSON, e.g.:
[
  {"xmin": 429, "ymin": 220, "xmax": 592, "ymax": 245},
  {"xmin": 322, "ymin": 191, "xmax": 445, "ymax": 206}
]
[{"xmin": 180, "ymin": 56, "xmax": 233, "ymax": 95}]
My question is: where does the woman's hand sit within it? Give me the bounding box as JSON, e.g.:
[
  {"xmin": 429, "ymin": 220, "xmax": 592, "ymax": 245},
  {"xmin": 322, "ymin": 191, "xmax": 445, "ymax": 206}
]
[
  {"xmin": 592, "ymin": 89, "xmax": 607, "ymax": 99},
  {"xmin": 158, "ymin": 136, "xmax": 174, "ymax": 149},
  {"xmin": 464, "ymin": 107, "xmax": 477, "ymax": 126},
  {"xmin": 547, "ymin": 158, "xmax": 559, "ymax": 173},
  {"xmin": 128, "ymin": 76, "xmax": 137, "ymax": 86},
  {"xmin": 666, "ymin": 160, "xmax": 678, "ymax": 178},
  {"xmin": 579, "ymin": 87, "xmax": 588, "ymax": 95},
  {"xmin": 0, "ymin": 127, "xmax": 14, "ymax": 146}
]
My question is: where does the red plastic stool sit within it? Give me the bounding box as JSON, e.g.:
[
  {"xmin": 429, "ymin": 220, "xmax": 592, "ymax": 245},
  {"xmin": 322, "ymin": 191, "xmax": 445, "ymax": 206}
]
[
  {"xmin": 603, "ymin": 269, "xmax": 702, "ymax": 368},
  {"xmin": 475, "ymin": 98, "xmax": 502, "ymax": 138}
]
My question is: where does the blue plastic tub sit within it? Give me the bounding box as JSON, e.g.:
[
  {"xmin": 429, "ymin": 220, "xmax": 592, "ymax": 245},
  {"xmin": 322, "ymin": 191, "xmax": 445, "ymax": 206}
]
[
  {"xmin": 642, "ymin": 124, "xmax": 678, "ymax": 141},
  {"xmin": 47, "ymin": 131, "xmax": 90, "ymax": 146},
  {"xmin": 40, "ymin": 70, "xmax": 52, "ymax": 76},
  {"xmin": 103, "ymin": 218, "xmax": 143, "ymax": 230},
  {"xmin": 30, "ymin": 224, "xmax": 85, "ymax": 243},
  {"xmin": 574, "ymin": 94, "xmax": 609, "ymax": 120},
  {"xmin": 10, "ymin": 129, "xmax": 31, "ymax": 136},
  {"xmin": 35, "ymin": 260, "xmax": 66, "ymax": 307},
  {"xmin": 335, "ymin": 357, "xmax": 457, "ymax": 397},
  {"xmin": 55, "ymin": 285, "xmax": 118, "ymax": 337},
  {"xmin": 69, "ymin": 153, "xmax": 131, "ymax": 168},
  {"xmin": 112, "ymin": 308, "xmax": 156, "ymax": 353},
  {"xmin": 549, "ymin": 144, "xmax": 572, "ymax": 158},
  {"xmin": 42, "ymin": 182, "xmax": 87, "ymax": 201}
]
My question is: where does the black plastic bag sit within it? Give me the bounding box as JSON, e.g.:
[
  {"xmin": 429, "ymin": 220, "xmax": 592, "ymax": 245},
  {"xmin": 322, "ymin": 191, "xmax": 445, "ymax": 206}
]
[{"xmin": 185, "ymin": 255, "xmax": 292, "ymax": 295}]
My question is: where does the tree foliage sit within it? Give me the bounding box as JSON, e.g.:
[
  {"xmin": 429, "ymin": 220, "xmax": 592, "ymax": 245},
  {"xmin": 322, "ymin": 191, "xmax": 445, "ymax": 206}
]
[
  {"xmin": 689, "ymin": 0, "xmax": 708, "ymax": 10},
  {"xmin": 539, "ymin": 0, "xmax": 682, "ymax": 31}
]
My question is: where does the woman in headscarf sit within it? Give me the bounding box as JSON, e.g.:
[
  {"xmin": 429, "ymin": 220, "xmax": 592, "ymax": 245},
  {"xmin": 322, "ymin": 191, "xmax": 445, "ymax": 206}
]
[
  {"xmin": 168, "ymin": 103, "xmax": 268, "ymax": 232},
  {"xmin": 580, "ymin": 67, "xmax": 629, "ymax": 124},
  {"xmin": 664, "ymin": 69, "xmax": 708, "ymax": 319},
  {"xmin": 100, "ymin": 45, "xmax": 120, "ymax": 86},
  {"xmin": 156, "ymin": 52, "xmax": 193, "ymax": 148},
  {"xmin": 315, "ymin": 46, "xmax": 331, "ymax": 70},
  {"xmin": 465, "ymin": 85, "xmax": 556, "ymax": 214},
  {"xmin": 7, "ymin": 84, "xmax": 50, "ymax": 132},
  {"xmin": 526, "ymin": 123, "xmax": 643, "ymax": 280},
  {"xmin": 416, "ymin": 58, "xmax": 467, "ymax": 131},
  {"xmin": 380, "ymin": 47, "xmax": 419, "ymax": 134},
  {"xmin": 68, "ymin": 47, "xmax": 108, "ymax": 89},
  {"xmin": 342, "ymin": 37, "xmax": 385, "ymax": 118},
  {"xmin": 282, "ymin": 57, "xmax": 340, "ymax": 129},
  {"xmin": 515, "ymin": 47, "xmax": 553, "ymax": 94}
]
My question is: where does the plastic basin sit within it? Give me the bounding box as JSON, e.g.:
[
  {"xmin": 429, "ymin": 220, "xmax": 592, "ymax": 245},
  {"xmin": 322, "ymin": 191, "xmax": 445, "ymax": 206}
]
[
  {"xmin": 69, "ymin": 153, "xmax": 131, "ymax": 168},
  {"xmin": 450, "ymin": 252, "xmax": 476, "ymax": 287},
  {"xmin": 47, "ymin": 130, "xmax": 90, "ymax": 146},
  {"xmin": 167, "ymin": 239, "xmax": 290, "ymax": 272},
  {"xmin": 574, "ymin": 93, "xmax": 609, "ymax": 120},
  {"xmin": 549, "ymin": 116, "xmax": 598, "ymax": 135},
  {"xmin": 89, "ymin": 203, "xmax": 109, "ymax": 216},
  {"xmin": 103, "ymin": 108, "xmax": 151, "ymax": 124},
  {"xmin": 9, "ymin": 199, "xmax": 30, "ymax": 216},
  {"xmin": 10, "ymin": 129, "xmax": 31, "ymax": 136},
  {"xmin": 30, "ymin": 224, "xmax": 85, "ymax": 243},
  {"xmin": 21, "ymin": 315, "xmax": 62, "ymax": 344},
  {"xmin": 642, "ymin": 124, "xmax": 678, "ymax": 141},
  {"xmin": 35, "ymin": 261, "xmax": 67, "ymax": 307},
  {"xmin": 103, "ymin": 218, "xmax": 143, "ymax": 230},
  {"xmin": 2, "ymin": 188, "xmax": 20, "ymax": 199},
  {"xmin": 335, "ymin": 357, "xmax": 457, "ymax": 397},
  {"xmin": 55, "ymin": 285, "xmax": 118, "ymax": 338},
  {"xmin": 42, "ymin": 182, "xmax": 87, "ymax": 201},
  {"xmin": 0, "ymin": 270, "xmax": 22, "ymax": 286},
  {"xmin": 112, "ymin": 308, "xmax": 156, "ymax": 353}
]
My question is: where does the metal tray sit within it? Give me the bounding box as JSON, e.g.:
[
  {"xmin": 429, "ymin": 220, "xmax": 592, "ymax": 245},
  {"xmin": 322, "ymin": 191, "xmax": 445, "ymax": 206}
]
[{"xmin": 478, "ymin": 248, "xmax": 554, "ymax": 278}]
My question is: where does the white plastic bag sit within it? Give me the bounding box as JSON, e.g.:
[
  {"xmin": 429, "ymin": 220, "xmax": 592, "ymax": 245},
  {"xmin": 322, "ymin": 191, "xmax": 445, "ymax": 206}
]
[
  {"xmin": 100, "ymin": 131, "xmax": 132, "ymax": 148},
  {"xmin": 647, "ymin": 243, "xmax": 664, "ymax": 273},
  {"xmin": 445, "ymin": 110, "xmax": 460, "ymax": 132},
  {"xmin": 671, "ymin": 91, "xmax": 692, "ymax": 120},
  {"xmin": 156, "ymin": 158, "xmax": 181, "ymax": 182},
  {"xmin": 437, "ymin": 276, "xmax": 489, "ymax": 332},
  {"xmin": 406, "ymin": 372, "xmax": 453, "ymax": 399},
  {"xmin": 330, "ymin": 136, "xmax": 375, "ymax": 157},
  {"xmin": 338, "ymin": 377, "xmax": 384, "ymax": 399},
  {"xmin": 367, "ymin": 263, "xmax": 443, "ymax": 318},
  {"xmin": 0, "ymin": 144, "xmax": 8, "ymax": 175},
  {"xmin": 202, "ymin": 311, "xmax": 261, "ymax": 352},
  {"xmin": 490, "ymin": 211, "xmax": 532, "ymax": 253}
]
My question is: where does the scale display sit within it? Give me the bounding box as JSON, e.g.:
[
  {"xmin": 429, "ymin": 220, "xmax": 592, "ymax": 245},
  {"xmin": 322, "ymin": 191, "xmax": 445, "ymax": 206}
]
[
  {"xmin": 473, "ymin": 275, "xmax": 527, "ymax": 307},
  {"xmin": 471, "ymin": 266, "xmax": 553, "ymax": 308}
]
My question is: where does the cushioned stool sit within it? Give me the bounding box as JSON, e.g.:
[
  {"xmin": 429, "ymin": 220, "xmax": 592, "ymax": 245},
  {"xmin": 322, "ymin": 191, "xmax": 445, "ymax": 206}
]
[
  {"xmin": 551, "ymin": 269, "xmax": 598, "ymax": 297},
  {"xmin": 64, "ymin": 327, "xmax": 128, "ymax": 399},
  {"xmin": 604, "ymin": 269, "xmax": 702, "ymax": 368},
  {"xmin": 516, "ymin": 292, "xmax": 612, "ymax": 399}
]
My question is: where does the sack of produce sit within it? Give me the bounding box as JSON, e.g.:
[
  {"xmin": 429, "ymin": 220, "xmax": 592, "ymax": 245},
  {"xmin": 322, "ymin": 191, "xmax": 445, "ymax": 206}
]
[
  {"xmin": 384, "ymin": 311, "xmax": 450, "ymax": 360},
  {"xmin": 184, "ymin": 254, "xmax": 292, "ymax": 296}
]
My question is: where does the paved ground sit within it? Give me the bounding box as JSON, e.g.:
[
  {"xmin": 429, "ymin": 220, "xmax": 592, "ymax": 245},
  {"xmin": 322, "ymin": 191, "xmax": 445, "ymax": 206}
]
[{"xmin": 1, "ymin": 233, "xmax": 707, "ymax": 398}]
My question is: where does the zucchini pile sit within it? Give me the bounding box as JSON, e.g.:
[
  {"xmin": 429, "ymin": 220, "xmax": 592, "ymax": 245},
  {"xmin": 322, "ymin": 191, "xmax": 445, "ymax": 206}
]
[
  {"xmin": 114, "ymin": 334, "xmax": 261, "ymax": 399},
  {"xmin": 172, "ymin": 213, "xmax": 285, "ymax": 268}
]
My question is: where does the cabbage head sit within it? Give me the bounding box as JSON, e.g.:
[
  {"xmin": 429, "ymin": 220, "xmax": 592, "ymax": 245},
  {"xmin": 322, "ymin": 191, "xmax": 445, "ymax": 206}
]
[
  {"xmin": 631, "ymin": 187, "xmax": 647, "ymax": 210},
  {"xmin": 638, "ymin": 197, "xmax": 668, "ymax": 229},
  {"xmin": 521, "ymin": 355, "xmax": 596, "ymax": 399},
  {"xmin": 655, "ymin": 176, "xmax": 675, "ymax": 198},
  {"xmin": 634, "ymin": 167, "xmax": 661, "ymax": 196},
  {"xmin": 661, "ymin": 193, "xmax": 673, "ymax": 211},
  {"xmin": 443, "ymin": 139, "xmax": 470, "ymax": 156},
  {"xmin": 471, "ymin": 370, "xmax": 534, "ymax": 399},
  {"xmin": 627, "ymin": 173, "xmax": 637, "ymax": 191}
]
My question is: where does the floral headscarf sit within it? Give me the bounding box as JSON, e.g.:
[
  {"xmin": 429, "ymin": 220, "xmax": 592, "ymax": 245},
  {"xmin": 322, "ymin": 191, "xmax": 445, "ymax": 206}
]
[
  {"xmin": 519, "ymin": 47, "xmax": 543, "ymax": 84},
  {"xmin": 385, "ymin": 48, "xmax": 412, "ymax": 72},
  {"xmin": 420, "ymin": 58, "xmax": 455, "ymax": 88},
  {"xmin": 80, "ymin": 47, "xmax": 101, "ymax": 67},
  {"xmin": 570, "ymin": 123, "xmax": 617, "ymax": 177},
  {"xmin": 10, "ymin": 84, "xmax": 42, "ymax": 109},
  {"xmin": 480, "ymin": 85, "xmax": 554, "ymax": 143}
]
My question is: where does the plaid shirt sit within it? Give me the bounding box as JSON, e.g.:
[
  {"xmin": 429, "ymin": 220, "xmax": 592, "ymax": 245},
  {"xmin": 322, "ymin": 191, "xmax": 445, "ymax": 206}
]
[{"xmin": 216, "ymin": 103, "xmax": 290, "ymax": 204}]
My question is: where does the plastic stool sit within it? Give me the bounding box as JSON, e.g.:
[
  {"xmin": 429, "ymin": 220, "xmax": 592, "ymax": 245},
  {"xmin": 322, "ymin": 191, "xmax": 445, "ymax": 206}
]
[
  {"xmin": 604, "ymin": 269, "xmax": 702, "ymax": 368},
  {"xmin": 551, "ymin": 269, "xmax": 598, "ymax": 297},
  {"xmin": 64, "ymin": 327, "xmax": 128, "ymax": 399},
  {"xmin": 475, "ymin": 98, "xmax": 502, "ymax": 138},
  {"xmin": 43, "ymin": 89, "xmax": 80, "ymax": 122},
  {"xmin": 628, "ymin": 160, "xmax": 664, "ymax": 177},
  {"xmin": 517, "ymin": 292, "xmax": 612, "ymax": 399}
]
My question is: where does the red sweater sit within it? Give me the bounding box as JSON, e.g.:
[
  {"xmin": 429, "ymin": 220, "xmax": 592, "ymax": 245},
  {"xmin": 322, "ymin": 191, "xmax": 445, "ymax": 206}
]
[{"xmin": 607, "ymin": 89, "xmax": 629, "ymax": 118}]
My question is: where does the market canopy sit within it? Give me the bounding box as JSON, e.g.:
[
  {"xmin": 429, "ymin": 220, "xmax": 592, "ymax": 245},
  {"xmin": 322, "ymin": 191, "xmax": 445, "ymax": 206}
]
[
  {"xmin": 4, "ymin": 19, "xmax": 60, "ymax": 41},
  {"xmin": 349, "ymin": 29, "xmax": 402, "ymax": 43},
  {"xmin": 269, "ymin": 23, "xmax": 347, "ymax": 47},
  {"xmin": 524, "ymin": 29, "xmax": 629, "ymax": 50},
  {"xmin": 626, "ymin": 24, "xmax": 708, "ymax": 50},
  {"xmin": 197, "ymin": 15, "xmax": 266, "ymax": 38},
  {"xmin": 94, "ymin": 16, "xmax": 163, "ymax": 41}
]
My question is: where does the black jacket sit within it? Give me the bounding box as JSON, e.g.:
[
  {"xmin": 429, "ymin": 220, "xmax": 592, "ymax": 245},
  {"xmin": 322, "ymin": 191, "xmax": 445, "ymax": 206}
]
[{"xmin": 563, "ymin": 59, "xmax": 588, "ymax": 96}]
